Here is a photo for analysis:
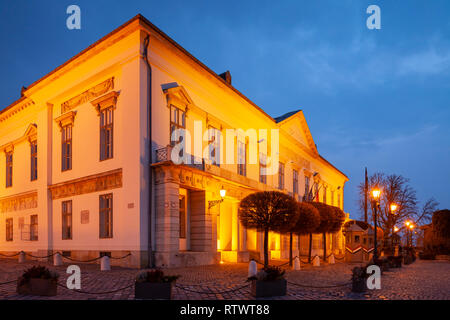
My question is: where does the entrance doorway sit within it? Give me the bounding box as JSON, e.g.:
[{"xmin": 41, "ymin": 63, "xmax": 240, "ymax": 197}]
[{"xmin": 179, "ymin": 188, "xmax": 190, "ymax": 251}]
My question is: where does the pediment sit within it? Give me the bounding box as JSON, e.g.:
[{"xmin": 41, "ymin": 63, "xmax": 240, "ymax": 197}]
[
  {"xmin": 276, "ymin": 110, "xmax": 318, "ymax": 155},
  {"xmin": 24, "ymin": 123, "xmax": 37, "ymax": 141},
  {"xmin": 163, "ymin": 85, "xmax": 193, "ymax": 110}
]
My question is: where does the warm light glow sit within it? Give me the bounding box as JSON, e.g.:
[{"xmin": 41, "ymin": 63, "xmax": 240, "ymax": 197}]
[
  {"xmin": 371, "ymin": 189, "xmax": 381, "ymax": 199},
  {"xmin": 394, "ymin": 226, "xmax": 399, "ymax": 232},
  {"xmin": 409, "ymin": 224, "xmax": 414, "ymax": 230},
  {"xmin": 220, "ymin": 260, "xmax": 224, "ymax": 264},
  {"xmin": 405, "ymin": 221, "xmax": 410, "ymax": 226},
  {"xmin": 390, "ymin": 204, "xmax": 398, "ymax": 212},
  {"xmin": 219, "ymin": 187, "xmax": 226, "ymax": 198}
]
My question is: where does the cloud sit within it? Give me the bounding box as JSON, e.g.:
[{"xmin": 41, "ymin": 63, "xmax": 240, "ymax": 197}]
[{"xmin": 397, "ymin": 49, "xmax": 450, "ymax": 75}]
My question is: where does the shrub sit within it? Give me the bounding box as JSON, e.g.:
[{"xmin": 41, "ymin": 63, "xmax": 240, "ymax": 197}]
[
  {"xmin": 248, "ymin": 266, "xmax": 285, "ymax": 282},
  {"xmin": 135, "ymin": 269, "xmax": 180, "ymax": 283},
  {"xmin": 18, "ymin": 266, "xmax": 59, "ymax": 286}
]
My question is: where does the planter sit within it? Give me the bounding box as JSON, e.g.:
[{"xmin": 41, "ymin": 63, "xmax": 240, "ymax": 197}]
[
  {"xmin": 17, "ymin": 278, "xmax": 57, "ymax": 296},
  {"xmin": 250, "ymin": 279, "xmax": 287, "ymax": 298},
  {"xmin": 134, "ymin": 281, "xmax": 174, "ymax": 300},
  {"xmin": 351, "ymin": 279, "xmax": 367, "ymax": 293},
  {"xmin": 388, "ymin": 256, "xmax": 402, "ymax": 268}
]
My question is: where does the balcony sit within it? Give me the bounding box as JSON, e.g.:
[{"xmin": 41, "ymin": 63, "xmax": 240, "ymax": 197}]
[{"xmin": 155, "ymin": 145, "xmax": 205, "ymax": 171}]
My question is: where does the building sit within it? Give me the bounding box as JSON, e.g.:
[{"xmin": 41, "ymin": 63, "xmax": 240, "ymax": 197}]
[{"xmin": 0, "ymin": 15, "xmax": 348, "ymax": 268}]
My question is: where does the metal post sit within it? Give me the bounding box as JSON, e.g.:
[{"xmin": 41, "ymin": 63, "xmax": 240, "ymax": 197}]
[{"xmin": 373, "ymin": 202, "xmax": 378, "ymax": 260}]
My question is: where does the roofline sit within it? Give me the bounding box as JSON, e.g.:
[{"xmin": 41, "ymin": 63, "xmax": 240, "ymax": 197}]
[
  {"xmin": 319, "ymin": 154, "xmax": 349, "ymax": 181},
  {"xmin": 1, "ymin": 14, "xmax": 275, "ymax": 123}
]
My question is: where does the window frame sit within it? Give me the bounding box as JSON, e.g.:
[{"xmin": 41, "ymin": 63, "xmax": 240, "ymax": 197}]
[
  {"xmin": 62, "ymin": 200, "xmax": 73, "ymax": 240},
  {"xmin": 5, "ymin": 218, "xmax": 13, "ymax": 242},
  {"xmin": 61, "ymin": 125, "xmax": 73, "ymax": 171},
  {"xmin": 293, "ymin": 169, "xmax": 299, "ymax": 194},
  {"xmin": 278, "ymin": 162, "xmax": 285, "ymax": 190},
  {"xmin": 30, "ymin": 214, "xmax": 38, "ymax": 241},
  {"xmin": 237, "ymin": 138, "xmax": 247, "ymax": 176},
  {"xmin": 5, "ymin": 151, "xmax": 13, "ymax": 188},
  {"xmin": 30, "ymin": 140, "xmax": 38, "ymax": 181},
  {"xmin": 170, "ymin": 105, "xmax": 186, "ymax": 147},
  {"xmin": 100, "ymin": 106, "xmax": 114, "ymax": 161},
  {"xmin": 99, "ymin": 193, "xmax": 113, "ymax": 239}
]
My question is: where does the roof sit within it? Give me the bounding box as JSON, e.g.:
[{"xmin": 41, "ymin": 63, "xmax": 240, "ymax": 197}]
[
  {"xmin": 274, "ymin": 110, "xmax": 301, "ymax": 123},
  {"xmin": 0, "ymin": 14, "xmax": 348, "ymax": 180}
]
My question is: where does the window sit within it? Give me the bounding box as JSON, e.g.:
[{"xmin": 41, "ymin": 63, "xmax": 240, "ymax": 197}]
[
  {"xmin": 62, "ymin": 201, "xmax": 73, "ymax": 240},
  {"xmin": 304, "ymin": 176, "xmax": 310, "ymax": 199},
  {"xmin": 208, "ymin": 126, "xmax": 220, "ymax": 166},
  {"xmin": 62, "ymin": 125, "xmax": 72, "ymax": 171},
  {"xmin": 100, "ymin": 107, "xmax": 114, "ymax": 160},
  {"xmin": 278, "ymin": 162, "xmax": 285, "ymax": 190},
  {"xmin": 170, "ymin": 105, "xmax": 186, "ymax": 146},
  {"xmin": 237, "ymin": 139, "xmax": 246, "ymax": 176},
  {"xmin": 5, "ymin": 151, "xmax": 13, "ymax": 187},
  {"xmin": 331, "ymin": 190, "xmax": 335, "ymax": 206},
  {"xmin": 293, "ymin": 169, "xmax": 299, "ymax": 194},
  {"xmin": 6, "ymin": 218, "xmax": 13, "ymax": 241},
  {"xmin": 323, "ymin": 186, "xmax": 327, "ymax": 204},
  {"xmin": 30, "ymin": 215, "xmax": 38, "ymax": 241},
  {"xmin": 179, "ymin": 195, "xmax": 186, "ymax": 239},
  {"xmin": 355, "ymin": 235, "xmax": 360, "ymax": 243},
  {"xmin": 30, "ymin": 141, "xmax": 37, "ymax": 181},
  {"xmin": 99, "ymin": 194, "xmax": 113, "ymax": 238},
  {"xmin": 259, "ymin": 153, "xmax": 267, "ymax": 184},
  {"xmin": 337, "ymin": 193, "xmax": 341, "ymax": 209}
]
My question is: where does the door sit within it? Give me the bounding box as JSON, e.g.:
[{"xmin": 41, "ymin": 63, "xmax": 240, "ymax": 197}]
[{"xmin": 179, "ymin": 188, "xmax": 190, "ymax": 251}]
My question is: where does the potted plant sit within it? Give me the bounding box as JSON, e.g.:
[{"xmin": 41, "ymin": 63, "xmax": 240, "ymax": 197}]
[
  {"xmin": 351, "ymin": 265, "xmax": 368, "ymax": 293},
  {"xmin": 387, "ymin": 255, "xmax": 402, "ymax": 268},
  {"xmin": 17, "ymin": 265, "xmax": 59, "ymax": 296},
  {"xmin": 248, "ymin": 266, "xmax": 287, "ymax": 298},
  {"xmin": 134, "ymin": 269, "xmax": 179, "ymax": 300}
]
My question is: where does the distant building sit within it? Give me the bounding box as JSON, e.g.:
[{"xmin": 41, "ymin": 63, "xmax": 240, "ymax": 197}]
[{"xmin": 0, "ymin": 15, "xmax": 348, "ymax": 268}]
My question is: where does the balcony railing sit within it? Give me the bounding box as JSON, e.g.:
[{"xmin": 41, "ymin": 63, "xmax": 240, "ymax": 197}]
[{"xmin": 155, "ymin": 145, "xmax": 205, "ymax": 171}]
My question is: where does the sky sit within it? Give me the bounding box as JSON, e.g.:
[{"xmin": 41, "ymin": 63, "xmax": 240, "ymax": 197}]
[{"xmin": 0, "ymin": 0, "xmax": 449, "ymax": 218}]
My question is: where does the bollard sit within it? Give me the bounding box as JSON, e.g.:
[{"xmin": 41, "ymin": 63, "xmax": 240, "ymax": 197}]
[
  {"xmin": 248, "ymin": 259, "xmax": 257, "ymax": 277},
  {"xmin": 100, "ymin": 256, "xmax": 111, "ymax": 271},
  {"xmin": 328, "ymin": 254, "xmax": 335, "ymax": 264},
  {"xmin": 293, "ymin": 256, "xmax": 301, "ymax": 270},
  {"xmin": 53, "ymin": 252, "xmax": 63, "ymax": 266},
  {"xmin": 18, "ymin": 251, "xmax": 26, "ymax": 263},
  {"xmin": 313, "ymin": 255, "xmax": 320, "ymax": 267}
]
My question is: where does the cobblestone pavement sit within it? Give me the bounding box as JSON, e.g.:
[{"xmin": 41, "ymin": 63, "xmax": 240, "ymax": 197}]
[{"xmin": 0, "ymin": 257, "xmax": 449, "ymax": 300}]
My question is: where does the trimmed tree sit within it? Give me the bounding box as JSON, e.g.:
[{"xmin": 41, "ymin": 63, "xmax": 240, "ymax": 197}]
[
  {"xmin": 289, "ymin": 202, "xmax": 320, "ymax": 265},
  {"xmin": 308, "ymin": 202, "xmax": 335, "ymax": 260},
  {"xmin": 239, "ymin": 191, "xmax": 298, "ymax": 267}
]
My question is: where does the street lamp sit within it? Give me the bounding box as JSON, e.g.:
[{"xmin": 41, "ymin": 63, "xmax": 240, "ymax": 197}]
[
  {"xmin": 371, "ymin": 188, "xmax": 381, "ymax": 260},
  {"xmin": 208, "ymin": 186, "xmax": 226, "ymax": 209},
  {"xmin": 389, "ymin": 203, "xmax": 398, "ymax": 250}
]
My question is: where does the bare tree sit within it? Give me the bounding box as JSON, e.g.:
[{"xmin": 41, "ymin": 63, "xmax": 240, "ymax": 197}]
[{"xmin": 358, "ymin": 173, "xmax": 438, "ymax": 240}]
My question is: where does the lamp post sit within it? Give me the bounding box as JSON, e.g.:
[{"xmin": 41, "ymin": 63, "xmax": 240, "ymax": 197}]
[
  {"xmin": 371, "ymin": 189, "xmax": 381, "ymax": 260},
  {"xmin": 409, "ymin": 223, "xmax": 415, "ymax": 247},
  {"xmin": 389, "ymin": 203, "xmax": 398, "ymax": 251}
]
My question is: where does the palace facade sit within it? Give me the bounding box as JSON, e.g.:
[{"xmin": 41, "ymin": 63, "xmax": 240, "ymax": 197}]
[{"xmin": 0, "ymin": 15, "xmax": 348, "ymax": 268}]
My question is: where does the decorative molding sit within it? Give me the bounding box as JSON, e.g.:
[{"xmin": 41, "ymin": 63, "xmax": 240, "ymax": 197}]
[
  {"xmin": 24, "ymin": 123, "xmax": 38, "ymax": 142},
  {"xmin": 4, "ymin": 143, "xmax": 14, "ymax": 154},
  {"xmin": 0, "ymin": 99, "xmax": 35, "ymax": 123},
  {"xmin": 0, "ymin": 124, "xmax": 37, "ymax": 152},
  {"xmin": 48, "ymin": 168, "xmax": 122, "ymax": 200},
  {"xmin": 90, "ymin": 91, "xmax": 120, "ymax": 114},
  {"xmin": 0, "ymin": 191, "xmax": 38, "ymax": 213},
  {"xmin": 55, "ymin": 111, "xmax": 77, "ymax": 129},
  {"xmin": 61, "ymin": 77, "xmax": 115, "ymax": 114}
]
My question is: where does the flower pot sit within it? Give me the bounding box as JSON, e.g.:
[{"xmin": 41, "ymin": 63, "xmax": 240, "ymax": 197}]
[
  {"xmin": 17, "ymin": 278, "xmax": 57, "ymax": 296},
  {"xmin": 250, "ymin": 279, "xmax": 287, "ymax": 298},
  {"xmin": 134, "ymin": 281, "xmax": 174, "ymax": 300},
  {"xmin": 351, "ymin": 279, "xmax": 367, "ymax": 293}
]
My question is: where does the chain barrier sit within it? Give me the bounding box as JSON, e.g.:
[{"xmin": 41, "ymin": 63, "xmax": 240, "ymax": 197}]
[
  {"xmin": 0, "ymin": 279, "xmax": 17, "ymax": 286},
  {"xmin": 57, "ymin": 282, "xmax": 134, "ymax": 295},
  {"xmin": 0, "ymin": 252, "xmax": 22, "ymax": 257},
  {"xmin": 175, "ymin": 283, "xmax": 250, "ymax": 295},
  {"xmin": 287, "ymin": 280, "xmax": 351, "ymax": 289},
  {"xmin": 0, "ymin": 250, "xmax": 131, "ymax": 262}
]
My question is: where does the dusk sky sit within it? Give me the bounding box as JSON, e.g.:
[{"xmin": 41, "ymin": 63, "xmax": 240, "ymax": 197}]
[{"xmin": 0, "ymin": 0, "xmax": 449, "ymax": 218}]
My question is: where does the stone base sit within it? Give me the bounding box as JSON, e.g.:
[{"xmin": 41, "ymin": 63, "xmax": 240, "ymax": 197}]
[
  {"xmin": 220, "ymin": 250, "xmax": 249, "ymax": 263},
  {"xmin": 154, "ymin": 251, "xmax": 220, "ymax": 268}
]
